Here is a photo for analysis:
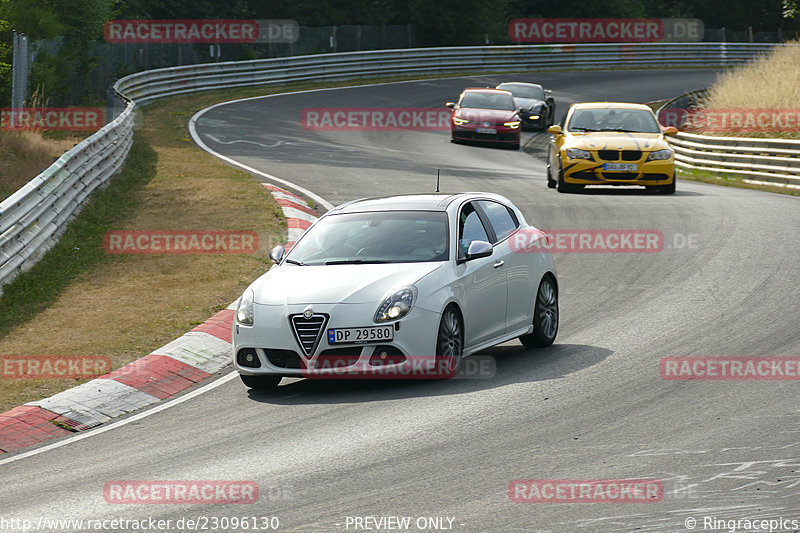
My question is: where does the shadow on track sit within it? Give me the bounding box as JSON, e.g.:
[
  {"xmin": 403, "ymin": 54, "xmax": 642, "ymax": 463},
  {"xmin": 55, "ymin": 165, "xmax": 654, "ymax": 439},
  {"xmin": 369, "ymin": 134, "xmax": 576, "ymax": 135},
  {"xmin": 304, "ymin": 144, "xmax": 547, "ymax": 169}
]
[{"xmin": 244, "ymin": 343, "xmax": 612, "ymax": 405}]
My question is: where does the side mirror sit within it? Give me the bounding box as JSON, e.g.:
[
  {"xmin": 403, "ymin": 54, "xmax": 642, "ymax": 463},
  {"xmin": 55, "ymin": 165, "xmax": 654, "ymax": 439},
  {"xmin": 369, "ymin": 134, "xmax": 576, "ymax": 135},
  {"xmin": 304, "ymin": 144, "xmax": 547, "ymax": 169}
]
[
  {"xmin": 465, "ymin": 240, "xmax": 493, "ymax": 260},
  {"xmin": 544, "ymin": 89, "xmax": 552, "ymax": 95},
  {"xmin": 269, "ymin": 245, "xmax": 285, "ymax": 264},
  {"xmin": 547, "ymin": 125, "xmax": 562, "ymax": 135},
  {"xmin": 664, "ymin": 126, "xmax": 678, "ymax": 136},
  {"xmin": 445, "ymin": 102, "xmax": 456, "ymax": 109},
  {"xmin": 518, "ymin": 107, "xmax": 526, "ymax": 114}
]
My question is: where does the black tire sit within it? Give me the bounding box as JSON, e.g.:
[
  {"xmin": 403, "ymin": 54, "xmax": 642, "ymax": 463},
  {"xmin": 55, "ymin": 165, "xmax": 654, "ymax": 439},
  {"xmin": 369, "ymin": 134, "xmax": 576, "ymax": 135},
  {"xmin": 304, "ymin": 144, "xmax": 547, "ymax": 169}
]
[
  {"xmin": 557, "ymin": 167, "xmax": 582, "ymax": 193},
  {"xmin": 546, "ymin": 153, "xmax": 557, "ymax": 188},
  {"xmin": 646, "ymin": 173, "xmax": 676, "ymax": 194},
  {"xmin": 435, "ymin": 306, "xmax": 463, "ymax": 378},
  {"xmin": 660, "ymin": 173, "xmax": 676, "ymax": 194},
  {"xmin": 520, "ymin": 276, "xmax": 559, "ymax": 348},
  {"xmin": 240, "ymin": 374, "xmax": 281, "ymax": 389}
]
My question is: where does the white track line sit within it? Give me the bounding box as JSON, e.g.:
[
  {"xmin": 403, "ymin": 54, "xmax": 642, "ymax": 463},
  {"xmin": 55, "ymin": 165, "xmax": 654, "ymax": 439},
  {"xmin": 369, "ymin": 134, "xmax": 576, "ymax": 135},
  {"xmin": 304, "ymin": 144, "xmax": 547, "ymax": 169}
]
[
  {"xmin": 6, "ymin": 77, "xmax": 462, "ymax": 462},
  {"xmin": 0, "ymin": 372, "xmax": 239, "ymax": 466}
]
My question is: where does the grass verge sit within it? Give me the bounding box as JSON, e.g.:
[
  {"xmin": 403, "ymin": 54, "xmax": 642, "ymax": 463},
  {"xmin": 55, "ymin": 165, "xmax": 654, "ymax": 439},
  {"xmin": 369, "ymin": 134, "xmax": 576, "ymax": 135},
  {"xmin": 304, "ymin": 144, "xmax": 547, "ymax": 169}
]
[
  {"xmin": 0, "ymin": 90, "xmax": 294, "ymax": 412},
  {"xmin": 0, "ymin": 132, "xmax": 84, "ymax": 199},
  {"xmin": 697, "ymin": 39, "xmax": 800, "ymax": 139},
  {"xmin": 677, "ymin": 167, "xmax": 800, "ymax": 196}
]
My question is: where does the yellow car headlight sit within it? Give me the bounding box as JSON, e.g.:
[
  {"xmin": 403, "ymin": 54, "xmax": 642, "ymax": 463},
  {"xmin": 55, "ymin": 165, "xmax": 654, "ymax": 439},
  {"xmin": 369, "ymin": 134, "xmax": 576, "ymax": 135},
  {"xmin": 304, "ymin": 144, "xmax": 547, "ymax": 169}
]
[
  {"xmin": 452, "ymin": 117, "xmax": 469, "ymax": 126},
  {"xmin": 503, "ymin": 121, "xmax": 521, "ymax": 128},
  {"xmin": 646, "ymin": 149, "xmax": 673, "ymax": 161},
  {"xmin": 565, "ymin": 147, "xmax": 592, "ymax": 160}
]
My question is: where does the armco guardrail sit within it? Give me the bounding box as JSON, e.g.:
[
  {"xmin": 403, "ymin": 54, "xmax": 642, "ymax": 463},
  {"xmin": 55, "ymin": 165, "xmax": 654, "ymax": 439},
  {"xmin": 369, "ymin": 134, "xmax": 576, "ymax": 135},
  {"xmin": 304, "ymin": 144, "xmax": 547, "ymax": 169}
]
[
  {"xmin": 0, "ymin": 99, "xmax": 134, "ymax": 296},
  {"xmin": 115, "ymin": 42, "xmax": 778, "ymax": 104},
  {"xmin": 669, "ymin": 132, "xmax": 800, "ymax": 186},
  {"xmin": 657, "ymin": 88, "xmax": 800, "ymax": 186},
  {"xmin": 0, "ymin": 42, "xmax": 787, "ymax": 294}
]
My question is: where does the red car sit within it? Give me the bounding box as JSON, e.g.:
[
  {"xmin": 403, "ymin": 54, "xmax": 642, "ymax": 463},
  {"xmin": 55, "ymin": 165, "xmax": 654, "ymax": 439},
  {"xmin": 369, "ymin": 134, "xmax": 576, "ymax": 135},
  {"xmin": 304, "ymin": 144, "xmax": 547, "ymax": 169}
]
[{"xmin": 446, "ymin": 88, "xmax": 521, "ymax": 149}]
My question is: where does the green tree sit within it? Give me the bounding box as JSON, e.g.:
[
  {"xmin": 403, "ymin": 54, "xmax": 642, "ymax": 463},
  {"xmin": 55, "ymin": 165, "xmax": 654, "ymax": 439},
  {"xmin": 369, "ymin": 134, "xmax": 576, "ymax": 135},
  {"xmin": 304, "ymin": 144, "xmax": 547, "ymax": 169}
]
[{"xmin": 0, "ymin": 16, "xmax": 10, "ymax": 107}]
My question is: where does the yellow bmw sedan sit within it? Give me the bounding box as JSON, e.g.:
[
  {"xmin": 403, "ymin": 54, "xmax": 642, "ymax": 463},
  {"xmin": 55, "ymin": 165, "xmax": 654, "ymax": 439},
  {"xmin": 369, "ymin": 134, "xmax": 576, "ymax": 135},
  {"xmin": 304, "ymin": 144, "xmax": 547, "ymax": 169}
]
[{"xmin": 547, "ymin": 102, "xmax": 678, "ymax": 194}]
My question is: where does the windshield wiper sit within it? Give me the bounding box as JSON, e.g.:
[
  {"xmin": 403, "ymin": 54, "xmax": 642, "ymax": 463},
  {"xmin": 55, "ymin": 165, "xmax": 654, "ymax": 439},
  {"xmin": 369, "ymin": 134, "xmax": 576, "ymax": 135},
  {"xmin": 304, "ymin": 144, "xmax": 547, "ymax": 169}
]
[
  {"xmin": 324, "ymin": 259, "xmax": 391, "ymax": 265},
  {"xmin": 284, "ymin": 259, "xmax": 306, "ymax": 266},
  {"xmin": 570, "ymin": 127, "xmax": 597, "ymax": 132},
  {"xmin": 595, "ymin": 128, "xmax": 646, "ymax": 133}
]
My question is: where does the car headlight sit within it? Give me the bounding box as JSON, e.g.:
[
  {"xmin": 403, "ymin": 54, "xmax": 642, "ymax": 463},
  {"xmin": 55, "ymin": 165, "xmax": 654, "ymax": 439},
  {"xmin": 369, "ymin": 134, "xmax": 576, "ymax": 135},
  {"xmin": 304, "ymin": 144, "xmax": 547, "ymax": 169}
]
[
  {"xmin": 236, "ymin": 289, "xmax": 254, "ymax": 326},
  {"xmin": 374, "ymin": 286, "xmax": 417, "ymax": 323},
  {"xmin": 504, "ymin": 120, "xmax": 521, "ymax": 128},
  {"xmin": 452, "ymin": 117, "xmax": 469, "ymax": 126},
  {"xmin": 566, "ymin": 147, "xmax": 592, "ymax": 160},
  {"xmin": 647, "ymin": 149, "xmax": 673, "ymax": 161}
]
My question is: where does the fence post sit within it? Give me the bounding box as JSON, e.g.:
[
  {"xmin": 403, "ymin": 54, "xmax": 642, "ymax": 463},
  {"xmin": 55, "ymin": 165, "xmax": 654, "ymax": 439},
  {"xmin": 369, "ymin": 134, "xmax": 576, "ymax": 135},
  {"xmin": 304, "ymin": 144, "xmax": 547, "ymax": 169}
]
[{"xmin": 10, "ymin": 31, "xmax": 30, "ymax": 128}]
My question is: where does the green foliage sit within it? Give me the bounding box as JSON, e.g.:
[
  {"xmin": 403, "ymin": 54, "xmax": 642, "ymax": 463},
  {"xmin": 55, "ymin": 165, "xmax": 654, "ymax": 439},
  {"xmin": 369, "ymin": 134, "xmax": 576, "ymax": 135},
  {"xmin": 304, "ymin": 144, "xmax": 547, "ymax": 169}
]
[
  {"xmin": 28, "ymin": 50, "xmax": 71, "ymax": 106},
  {"xmin": 5, "ymin": 0, "xmax": 62, "ymax": 39},
  {"xmin": 0, "ymin": 0, "xmax": 795, "ymax": 108},
  {"xmin": 0, "ymin": 17, "xmax": 10, "ymax": 105}
]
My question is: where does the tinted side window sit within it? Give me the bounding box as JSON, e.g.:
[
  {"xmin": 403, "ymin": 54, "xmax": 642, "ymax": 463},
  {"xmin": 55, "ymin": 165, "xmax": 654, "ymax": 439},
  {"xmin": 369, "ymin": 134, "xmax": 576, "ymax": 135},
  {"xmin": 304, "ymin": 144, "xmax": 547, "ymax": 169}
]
[
  {"xmin": 478, "ymin": 200, "xmax": 518, "ymax": 242},
  {"xmin": 458, "ymin": 203, "xmax": 490, "ymax": 257}
]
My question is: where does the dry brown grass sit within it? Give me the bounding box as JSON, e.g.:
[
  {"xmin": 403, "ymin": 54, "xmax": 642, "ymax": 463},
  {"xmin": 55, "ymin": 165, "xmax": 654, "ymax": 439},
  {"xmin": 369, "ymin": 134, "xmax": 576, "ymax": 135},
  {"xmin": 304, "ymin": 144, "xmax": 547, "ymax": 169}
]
[
  {"xmin": 0, "ymin": 132, "xmax": 82, "ymax": 198},
  {"xmin": 699, "ymin": 40, "xmax": 800, "ymax": 137},
  {"xmin": 703, "ymin": 41, "xmax": 800, "ymax": 109},
  {"xmin": 0, "ymin": 95, "xmax": 287, "ymax": 412}
]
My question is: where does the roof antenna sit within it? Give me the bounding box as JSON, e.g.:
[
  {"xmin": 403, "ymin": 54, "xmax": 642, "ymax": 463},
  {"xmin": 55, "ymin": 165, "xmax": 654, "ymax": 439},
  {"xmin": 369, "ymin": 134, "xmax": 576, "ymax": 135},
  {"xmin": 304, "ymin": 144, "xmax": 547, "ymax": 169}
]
[{"xmin": 435, "ymin": 169, "xmax": 440, "ymax": 192}]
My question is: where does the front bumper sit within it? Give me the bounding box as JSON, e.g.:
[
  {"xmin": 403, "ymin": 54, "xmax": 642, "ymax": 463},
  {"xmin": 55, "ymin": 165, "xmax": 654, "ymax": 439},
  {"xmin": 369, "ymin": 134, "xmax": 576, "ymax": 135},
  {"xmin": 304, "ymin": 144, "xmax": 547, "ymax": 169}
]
[
  {"xmin": 520, "ymin": 111, "xmax": 546, "ymax": 128},
  {"xmin": 451, "ymin": 125, "xmax": 520, "ymax": 145},
  {"xmin": 562, "ymin": 155, "xmax": 674, "ymax": 186},
  {"xmin": 233, "ymin": 301, "xmax": 442, "ymax": 378}
]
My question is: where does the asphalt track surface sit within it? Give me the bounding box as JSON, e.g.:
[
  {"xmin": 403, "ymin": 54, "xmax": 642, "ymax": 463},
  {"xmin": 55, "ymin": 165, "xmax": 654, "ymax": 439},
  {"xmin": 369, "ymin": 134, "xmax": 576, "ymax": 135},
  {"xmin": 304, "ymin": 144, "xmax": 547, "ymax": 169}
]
[{"xmin": 2, "ymin": 70, "xmax": 799, "ymax": 533}]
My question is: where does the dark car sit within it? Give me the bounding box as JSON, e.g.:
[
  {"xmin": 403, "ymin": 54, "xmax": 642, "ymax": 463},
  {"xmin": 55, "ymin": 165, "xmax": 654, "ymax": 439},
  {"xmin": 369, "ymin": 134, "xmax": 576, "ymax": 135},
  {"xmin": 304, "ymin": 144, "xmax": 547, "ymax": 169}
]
[
  {"xmin": 496, "ymin": 82, "xmax": 555, "ymax": 130},
  {"xmin": 445, "ymin": 88, "xmax": 521, "ymax": 149}
]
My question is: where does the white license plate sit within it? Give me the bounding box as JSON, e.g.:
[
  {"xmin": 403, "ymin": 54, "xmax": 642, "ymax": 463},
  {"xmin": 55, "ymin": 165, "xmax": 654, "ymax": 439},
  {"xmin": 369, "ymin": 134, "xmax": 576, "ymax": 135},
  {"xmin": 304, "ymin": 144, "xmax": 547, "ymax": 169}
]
[
  {"xmin": 476, "ymin": 128, "xmax": 497, "ymax": 134},
  {"xmin": 603, "ymin": 163, "xmax": 638, "ymax": 171},
  {"xmin": 327, "ymin": 326, "xmax": 394, "ymax": 344}
]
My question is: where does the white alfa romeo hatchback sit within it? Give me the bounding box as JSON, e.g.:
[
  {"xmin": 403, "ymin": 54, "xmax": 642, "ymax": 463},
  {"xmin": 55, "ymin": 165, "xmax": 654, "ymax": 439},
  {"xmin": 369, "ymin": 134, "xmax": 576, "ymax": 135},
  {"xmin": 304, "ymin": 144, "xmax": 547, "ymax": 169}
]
[{"xmin": 233, "ymin": 193, "xmax": 558, "ymax": 389}]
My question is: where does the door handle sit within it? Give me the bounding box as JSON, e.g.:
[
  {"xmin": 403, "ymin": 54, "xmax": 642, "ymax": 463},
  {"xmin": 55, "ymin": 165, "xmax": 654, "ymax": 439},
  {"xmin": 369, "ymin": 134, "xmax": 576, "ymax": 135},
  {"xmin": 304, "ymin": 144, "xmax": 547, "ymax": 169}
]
[{"xmin": 493, "ymin": 260, "xmax": 504, "ymax": 268}]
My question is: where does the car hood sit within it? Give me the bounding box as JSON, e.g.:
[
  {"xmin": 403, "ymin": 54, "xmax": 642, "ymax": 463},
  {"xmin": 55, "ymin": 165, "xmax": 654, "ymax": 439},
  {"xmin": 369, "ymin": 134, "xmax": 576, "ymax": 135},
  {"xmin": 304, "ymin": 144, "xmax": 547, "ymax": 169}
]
[
  {"xmin": 565, "ymin": 132, "xmax": 668, "ymax": 151},
  {"xmin": 513, "ymin": 97, "xmax": 545, "ymax": 110},
  {"xmin": 458, "ymin": 108, "xmax": 518, "ymax": 123},
  {"xmin": 251, "ymin": 262, "xmax": 443, "ymax": 305}
]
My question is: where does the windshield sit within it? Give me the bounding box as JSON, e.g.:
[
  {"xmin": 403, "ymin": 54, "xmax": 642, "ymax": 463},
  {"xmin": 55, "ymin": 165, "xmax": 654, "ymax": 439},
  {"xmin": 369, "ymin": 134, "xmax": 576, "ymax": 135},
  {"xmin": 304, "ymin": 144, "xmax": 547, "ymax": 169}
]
[
  {"xmin": 459, "ymin": 92, "xmax": 516, "ymax": 111},
  {"xmin": 567, "ymin": 108, "xmax": 661, "ymax": 133},
  {"xmin": 498, "ymin": 83, "xmax": 544, "ymax": 100},
  {"xmin": 285, "ymin": 211, "xmax": 449, "ymax": 265}
]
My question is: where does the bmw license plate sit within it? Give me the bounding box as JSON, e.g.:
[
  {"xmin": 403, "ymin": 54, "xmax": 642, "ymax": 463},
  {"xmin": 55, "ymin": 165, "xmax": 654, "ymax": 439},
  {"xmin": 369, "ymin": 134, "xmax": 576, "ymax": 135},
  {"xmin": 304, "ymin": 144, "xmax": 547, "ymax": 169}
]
[
  {"xmin": 476, "ymin": 128, "xmax": 497, "ymax": 134},
  {"xmin": 328, "ymin": 326, "xmax": 394, "ymax": 344},
  {"xmin": 603, "ymin": 163, "xmax": 638, "ymax": 171}
]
